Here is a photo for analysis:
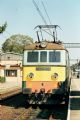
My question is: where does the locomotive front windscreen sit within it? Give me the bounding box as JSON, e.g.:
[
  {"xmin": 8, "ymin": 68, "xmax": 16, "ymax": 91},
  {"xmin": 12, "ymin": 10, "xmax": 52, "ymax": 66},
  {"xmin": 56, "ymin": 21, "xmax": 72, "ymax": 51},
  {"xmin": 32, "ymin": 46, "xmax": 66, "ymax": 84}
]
[
  {"xmin": 27, "ymin": 51, "xmax": 47, "ymax": 63},
  {"xmin": 40, "ymin": 51, "xmax": 47, "ymax": 62},
  {"xmin": 23, "ymin": 50, "xmax": 66, "ymax": 65},
  {"xmin": 27, "ymin": 51, "xmax": 38, "ymax": 62},
  {"xmin": 49, "ymin": 51, "xmax": 60, "ymax": 62}
]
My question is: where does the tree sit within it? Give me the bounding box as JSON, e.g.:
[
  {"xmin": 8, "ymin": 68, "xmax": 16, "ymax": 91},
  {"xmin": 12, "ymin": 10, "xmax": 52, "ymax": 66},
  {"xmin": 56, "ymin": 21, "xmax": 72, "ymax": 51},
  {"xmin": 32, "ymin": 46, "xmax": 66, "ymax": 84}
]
[
  {"xmin": 0, "ymin": 22, "xmax": 7, "ymax": 34},
  {"xmin": 2, "ymin": 34, "xmax": 33, "ymax": 53}
]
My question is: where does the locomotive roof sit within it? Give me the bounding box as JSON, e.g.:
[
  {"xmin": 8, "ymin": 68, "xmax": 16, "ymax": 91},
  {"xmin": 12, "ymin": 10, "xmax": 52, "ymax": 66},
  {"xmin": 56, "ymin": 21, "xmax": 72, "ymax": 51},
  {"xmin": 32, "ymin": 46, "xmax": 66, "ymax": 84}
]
[{"xmin": 24, "ymin": 42, "xmax": 66, "ymax": 50}]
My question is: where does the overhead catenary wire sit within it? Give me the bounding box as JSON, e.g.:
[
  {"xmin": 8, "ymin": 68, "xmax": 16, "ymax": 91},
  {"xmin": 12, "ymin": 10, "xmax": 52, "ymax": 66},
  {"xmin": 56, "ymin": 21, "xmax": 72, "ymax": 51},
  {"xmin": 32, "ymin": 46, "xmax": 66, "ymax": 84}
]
[
  {"xmin": 33, "ymin": 0, "xmax": 47, "ymax": 25},
  {"xmin": 42, "ymin": 1, "xmax": 63, "ymax": 42},
  {"xmin": 33, "ymin": 0, "xmax": 48, "ymax": 41},
  {"xmin": 41, "ymin": 1, "xmax": 53, "ymax": 36},
  {"xmin": 33, "ymin": 0, "xmax": 54, "ymax": 41},
  {"xmin": 41, "ymin": 1, "xmax": 52, "ymax": 26}
]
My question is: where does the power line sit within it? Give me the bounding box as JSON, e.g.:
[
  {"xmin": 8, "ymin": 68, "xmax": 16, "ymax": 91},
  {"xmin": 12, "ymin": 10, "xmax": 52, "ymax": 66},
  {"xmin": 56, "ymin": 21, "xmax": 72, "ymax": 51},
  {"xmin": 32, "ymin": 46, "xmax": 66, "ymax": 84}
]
[
  {"xmin": 33, "ymin": 0, "xmax": 54, "ymax": 40},
  {"xmin": 33, "ymin": 0, "xmax": 47, "ymax": 25},
  {"xmin": 41, "ymin": 1, "xmax": 52, "ymax": 36},
  {"xmin": 41, "ymin": 1, "xmax": 52, "ymax": 25}
]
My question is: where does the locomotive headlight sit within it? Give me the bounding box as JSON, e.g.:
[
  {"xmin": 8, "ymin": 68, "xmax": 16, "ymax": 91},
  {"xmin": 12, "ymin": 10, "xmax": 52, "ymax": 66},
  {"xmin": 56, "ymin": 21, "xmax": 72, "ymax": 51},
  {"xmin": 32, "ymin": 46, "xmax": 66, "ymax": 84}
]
[
  {"xmin": 40, "ymin": 41, "xmax": 47, "ymax": 48},
  {"xmin": 51, "ymin": 73, "xmax": 58, "ymax": 80},
  {"xmin": 27, "ymin": 72, "xmax": 34, "ymax": 79}
]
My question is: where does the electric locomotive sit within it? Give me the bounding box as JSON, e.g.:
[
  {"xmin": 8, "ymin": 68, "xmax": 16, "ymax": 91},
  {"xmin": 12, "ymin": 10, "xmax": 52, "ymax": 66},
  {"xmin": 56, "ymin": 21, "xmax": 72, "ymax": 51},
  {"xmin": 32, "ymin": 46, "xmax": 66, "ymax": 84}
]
[{"xmin": 22, "ymin": 25, "xmax": 70, "ymax": 104}]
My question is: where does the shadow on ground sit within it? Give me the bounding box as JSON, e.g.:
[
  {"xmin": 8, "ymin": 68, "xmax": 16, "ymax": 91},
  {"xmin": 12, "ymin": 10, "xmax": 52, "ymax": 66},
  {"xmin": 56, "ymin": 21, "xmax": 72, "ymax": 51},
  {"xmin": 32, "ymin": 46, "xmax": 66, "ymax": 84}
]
[
  {"xmin": 36, "ymin": 104, "xmax": 67, "ymax": 120},
  {"xmin": 0, "ymin": 93, "xmax": 29, "ymax": 108}
]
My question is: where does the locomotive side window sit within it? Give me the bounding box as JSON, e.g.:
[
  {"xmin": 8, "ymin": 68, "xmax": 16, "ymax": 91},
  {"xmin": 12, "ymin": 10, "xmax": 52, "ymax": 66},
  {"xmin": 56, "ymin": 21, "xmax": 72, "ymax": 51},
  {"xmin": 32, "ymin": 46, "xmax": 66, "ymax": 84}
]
[
  {"xmin": 27, "ymin": 52, "xmax": 38, "ymax": 62},
  {"xmin": 40, "ymin": 51, "xmax": 47, "ymax": 62},
  {"xmin": 49, "ymin": 51, "xmax": 60, "ymax": 62}
]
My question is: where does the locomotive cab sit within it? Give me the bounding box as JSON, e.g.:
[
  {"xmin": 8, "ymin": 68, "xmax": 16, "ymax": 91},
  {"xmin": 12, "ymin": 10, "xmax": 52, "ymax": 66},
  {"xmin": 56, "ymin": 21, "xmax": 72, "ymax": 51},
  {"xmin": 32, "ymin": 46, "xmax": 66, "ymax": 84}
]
[{"xmin": 22, "ymin": 42, "xmax": 70, "ymax": 96}]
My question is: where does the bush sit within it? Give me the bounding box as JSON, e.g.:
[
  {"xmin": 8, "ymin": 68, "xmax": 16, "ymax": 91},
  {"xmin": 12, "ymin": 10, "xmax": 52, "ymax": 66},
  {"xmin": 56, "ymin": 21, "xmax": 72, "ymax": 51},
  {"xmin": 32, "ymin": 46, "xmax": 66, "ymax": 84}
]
[{"xmin": 0, "ymin": 76, "xmax": 5, "ymax": 83}]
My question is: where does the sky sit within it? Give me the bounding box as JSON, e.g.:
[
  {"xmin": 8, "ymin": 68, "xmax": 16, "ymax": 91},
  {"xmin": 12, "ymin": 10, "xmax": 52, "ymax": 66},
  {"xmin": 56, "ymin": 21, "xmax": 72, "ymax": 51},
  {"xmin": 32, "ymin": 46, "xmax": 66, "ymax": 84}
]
[{"xmin": 0, "ymin": 0, "xmax": 80, "ymax": 60}]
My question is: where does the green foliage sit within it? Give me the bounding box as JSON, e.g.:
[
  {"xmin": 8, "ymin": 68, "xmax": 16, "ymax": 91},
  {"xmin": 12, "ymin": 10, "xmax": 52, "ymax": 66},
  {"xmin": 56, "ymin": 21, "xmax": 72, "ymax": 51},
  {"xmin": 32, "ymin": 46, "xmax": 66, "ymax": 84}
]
[
  {"xmin": 0, "ymin": 76, "xmax": 5, "ymax": 83},
  {"xmin": 71, "ymin": 62, "xmax": 80, "ymax": 72},
  {"xmin": 71, "ymin": 64, "xmax": 76, "ymax": 71},
  {"xmin": 0, "ymin": 22, "xmax": 7, "ymax": 34},
  {"xmin": 2, "ymin": 34, "xmax": 33, "ymax": 53}
]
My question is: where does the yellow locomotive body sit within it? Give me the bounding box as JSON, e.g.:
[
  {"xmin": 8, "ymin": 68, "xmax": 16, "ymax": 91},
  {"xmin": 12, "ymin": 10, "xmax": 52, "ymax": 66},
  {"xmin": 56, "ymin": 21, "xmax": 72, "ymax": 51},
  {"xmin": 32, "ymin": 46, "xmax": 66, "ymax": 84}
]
[{"xmin": 22, "ymin": 42, "xmax": 70, "ymax": 102}]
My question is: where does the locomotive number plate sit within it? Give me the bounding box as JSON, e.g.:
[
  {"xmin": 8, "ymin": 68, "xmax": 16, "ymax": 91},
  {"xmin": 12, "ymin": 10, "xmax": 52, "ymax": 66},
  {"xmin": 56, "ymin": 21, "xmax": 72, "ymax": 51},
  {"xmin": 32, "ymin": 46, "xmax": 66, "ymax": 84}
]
[{"xmin": 36, "ymin": 66, "xmax": 51, "ymax": 71}]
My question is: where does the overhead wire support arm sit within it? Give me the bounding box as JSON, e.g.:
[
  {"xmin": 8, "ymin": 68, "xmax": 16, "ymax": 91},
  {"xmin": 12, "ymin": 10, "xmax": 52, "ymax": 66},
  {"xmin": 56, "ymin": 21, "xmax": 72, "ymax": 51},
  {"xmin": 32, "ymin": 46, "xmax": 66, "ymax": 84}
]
[
  {"xmin": 34, "ymin": 25, "xmax": 56, "ymax": 37},
  {"xmin": 36, "ymin": 31, "xmax": 40, "ymax": 42},
  {"xmin": 34, "ymin": 25, "xmax": 62, "ymax": 42},
  {"xmin": 34, "ymin": 25, "xmax": 61, "ymax": 29},
  {"xmin": 39, "ymin": 27, "xmax": 43, "ymax": 41}
]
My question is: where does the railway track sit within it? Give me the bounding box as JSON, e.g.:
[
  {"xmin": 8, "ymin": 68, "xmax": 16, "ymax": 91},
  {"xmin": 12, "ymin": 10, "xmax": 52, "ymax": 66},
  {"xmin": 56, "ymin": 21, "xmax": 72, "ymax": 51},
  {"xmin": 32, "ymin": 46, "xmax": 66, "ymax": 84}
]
[{"xmin": 0, "ymin": 93, "xmax": 68, "ymax": 120}]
